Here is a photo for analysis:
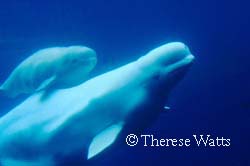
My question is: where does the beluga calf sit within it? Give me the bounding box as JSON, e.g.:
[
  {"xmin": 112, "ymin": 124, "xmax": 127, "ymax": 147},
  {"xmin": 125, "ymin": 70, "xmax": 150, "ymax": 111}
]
[
  {"xmin": 0, "ymin": 42, "xmax": 194, "ymax": 166},
  {"xmin": 0, "ymin": 46, "xmax": 97, "ymax": 98}
]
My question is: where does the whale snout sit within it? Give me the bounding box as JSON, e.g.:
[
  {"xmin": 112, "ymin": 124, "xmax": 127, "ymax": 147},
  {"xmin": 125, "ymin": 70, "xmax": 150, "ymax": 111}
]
[
  {"xmin": 149, "ymin": 42, "xmax": 192, "ymax": 65},
  {"xmin": 138, "ymin": 42, "xmax": 194, "ymax": 72},
  {"xmin": 162, "ymin": 42, "xmax": 192, "ymax": 63},
  {"xmin": 160, "ymin": 42, "xmax": 194, "ymax": 73},
  {"xmin": 67, "ymin": 46, "xmax": 97, "ymax": 59},
  {"xmin": 65, "ymin": 46, "xmax": 97, "ymax": 68},
  {"xmin": 137, "ymin": 42, "xmax": 194, "ymax": 91},
  {"xmin": 156, "ymin": 43, "xmax": 194, "ymax": 90}
]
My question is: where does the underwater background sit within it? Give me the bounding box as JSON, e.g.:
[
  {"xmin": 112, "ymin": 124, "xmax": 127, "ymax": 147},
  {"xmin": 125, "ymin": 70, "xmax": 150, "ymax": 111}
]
[{"xmin": 0, "ymin": 0, "xmax": 249, "ymax": 165}]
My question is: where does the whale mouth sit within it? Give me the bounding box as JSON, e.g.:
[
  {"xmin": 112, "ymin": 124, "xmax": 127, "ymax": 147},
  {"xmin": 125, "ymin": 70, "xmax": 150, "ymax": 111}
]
[
  {"xmin": 156, "ymin": 42, "xmax": 194, "ymax": 75},
  {"xmin": 141, "ymin": 43, "xmax": 194, "ymax": 95},
  {"xmin": 160, "ymin": 54, "xmax": 194, "ymax": 80},
  {"xmin": 137, "ymin": 42, "xmax": 193, "ymax": 71},
  {"xmin": 159, "ymin": 42, "xmax": 193, "ymax": 66},
  {"xmin": 157, "ymin": 53, "xmax": 194, "ymax": 91},
  {"xmin": 166, "ymin": 54, "xmax": 194, "ymax": 71}
]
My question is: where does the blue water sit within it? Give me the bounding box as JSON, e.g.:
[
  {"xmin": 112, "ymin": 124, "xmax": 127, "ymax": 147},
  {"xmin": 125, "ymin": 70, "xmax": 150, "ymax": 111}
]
[{"xmin": 0, "ymin": 0, "xmax": 249, "ymax": 165}]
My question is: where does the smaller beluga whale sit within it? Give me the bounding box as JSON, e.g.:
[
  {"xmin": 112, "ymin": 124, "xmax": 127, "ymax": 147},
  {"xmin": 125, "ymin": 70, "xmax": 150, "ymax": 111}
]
[
  {"xmin": 0, "ymin": 42, "xmax": 194, "ymax": 166},
  {"xmin": 0, "ymin": 46, "xmax": 97, "ymax": 98}
]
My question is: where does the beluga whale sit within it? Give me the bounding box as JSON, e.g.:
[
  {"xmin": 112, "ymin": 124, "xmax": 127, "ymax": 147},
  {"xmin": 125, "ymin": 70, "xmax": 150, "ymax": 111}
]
[
  {"xmin": 0, "ymin": 46, "xmax": 97, "ymax": 98},
  {"xmin": 0, "ymin": 42, "xmax": 194, "ymax": 166}
]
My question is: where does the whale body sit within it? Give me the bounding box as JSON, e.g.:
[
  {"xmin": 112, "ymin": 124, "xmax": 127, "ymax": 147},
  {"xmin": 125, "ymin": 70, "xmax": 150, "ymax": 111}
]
[
  {"xmin": 0, "ymin": 46, "xmax": 97, "ymax": 98},
  {"xmin": 0, "ymin": 42, "xmax": 194, "ymax": 166}
]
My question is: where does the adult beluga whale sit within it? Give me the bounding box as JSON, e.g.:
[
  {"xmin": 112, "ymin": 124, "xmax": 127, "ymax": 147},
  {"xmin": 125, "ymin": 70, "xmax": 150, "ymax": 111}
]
[
  {"xmin": 0, "ymin": 42, "xmax": 194, "ymax": 166},
  {"xmin": 0, "ymin": 46, "xmax": 97, "ymax": 98}
]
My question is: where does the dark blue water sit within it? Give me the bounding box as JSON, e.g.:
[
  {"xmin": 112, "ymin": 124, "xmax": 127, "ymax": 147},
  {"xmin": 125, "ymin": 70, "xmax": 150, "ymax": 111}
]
[{"xmin": 0, "ymin": 0, "xmax": 249, "ymax": 165}]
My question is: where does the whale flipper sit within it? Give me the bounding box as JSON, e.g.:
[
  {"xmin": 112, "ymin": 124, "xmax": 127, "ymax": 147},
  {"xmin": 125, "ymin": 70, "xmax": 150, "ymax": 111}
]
[
  {"xmin": 36, "ymin": 76, "xmax": 56, "ymax": 92},
  {"xmin": 87, "ymin": 122, "xmax": 124, "ymax": 159}
]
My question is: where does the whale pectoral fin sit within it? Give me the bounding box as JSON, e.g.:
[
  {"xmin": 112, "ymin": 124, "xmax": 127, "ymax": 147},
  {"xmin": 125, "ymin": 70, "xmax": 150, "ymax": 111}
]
[
  {"xmin": 36, "ymin": 76, "xmax": 56, "ymax": 91},
  {"xmin": 87, "ymin": 122, "xmax": 124, "ymax": 160}
]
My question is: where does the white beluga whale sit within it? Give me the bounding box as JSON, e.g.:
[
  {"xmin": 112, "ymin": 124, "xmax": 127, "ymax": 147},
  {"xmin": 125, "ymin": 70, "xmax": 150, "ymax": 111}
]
[
  {"xmin": 0, "ymin": 42, "xmax": 194, "ymax": 166},
  {"xmin": 0, "ymin": 46, "xmax": 97, "ymax": 98}
]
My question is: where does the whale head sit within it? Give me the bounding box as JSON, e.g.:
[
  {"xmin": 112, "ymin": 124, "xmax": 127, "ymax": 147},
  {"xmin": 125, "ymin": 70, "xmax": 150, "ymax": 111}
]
[
  {"xmin": 137, "ymin": 42, "xmax": 194, "ymax": 98},
  {"xmin": 123, "ymin": 42, "xmax": 194, "ymax": 132},
  {"xmin": 54, "ymin": 46, "xmax": 98, "ymax": 87},
  {"xmin": 85, "ymin": 42, "xmax": 195, "ymax": 159},
  {"xmin": 63, "ymin": 46, "xmax": 97, "ymax": 70}
]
